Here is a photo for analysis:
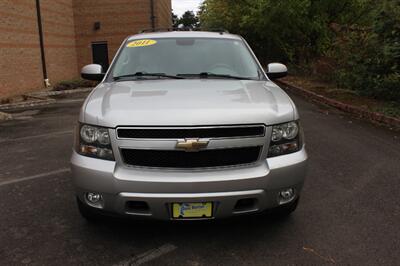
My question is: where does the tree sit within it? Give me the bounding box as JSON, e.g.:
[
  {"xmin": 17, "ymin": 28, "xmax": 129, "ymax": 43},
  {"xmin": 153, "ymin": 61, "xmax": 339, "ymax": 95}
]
[
  {"xmin": 176, "ymin": 11, "xmax": 199, "ymax": 29},
  {"xmin": 334, "ymin": 0, "xmax": 400, "ymax": 100},
  {"xmin": 172, "ymin": 12, "xmax": 179, "ymax": 28},
  {"xmin": 199, "ymin": 0, "xmax": 400, "ymax": 101}
]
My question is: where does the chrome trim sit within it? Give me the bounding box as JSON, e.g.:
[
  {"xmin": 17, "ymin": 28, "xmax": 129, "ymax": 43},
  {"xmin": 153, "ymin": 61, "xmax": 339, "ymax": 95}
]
[
  {"xmin": 117, "ymin": 146, "xmax": 264, "ymax": 171},
  {"xmin": 115, "ymin": 124, "xmax": 266, "ymax": 140},
  {"xmin": 119, "ymin": 190, "xmax": 265, "ymax": 198},
  {"xmin": 175, "ymin": 138, "xmax": 210, "ymax": 152},
  {"xmin": 125, "ymin": 211, "xmax": 153, "ymax": 217},
  {"xmin": 110, "ymin": 125, "xmax": 271, "ymax": 171},
  {"xmin": 118, "ymin": 143, "xmax": 263, "ymax": 151}
]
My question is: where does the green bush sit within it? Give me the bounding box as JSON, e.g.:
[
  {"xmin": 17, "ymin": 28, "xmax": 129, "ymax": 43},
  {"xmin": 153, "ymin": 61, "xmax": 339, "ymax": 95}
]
[
  {"xmin": 200, "ymin": 0, "xmax": 400, "ymax": 101},
  {"xmin": 333, "ymin": 0, "xmax": 400, "ymax": 101},
  {"xmin": 200, "ymin": 0, "xmax": 364, "ymax": 64}
]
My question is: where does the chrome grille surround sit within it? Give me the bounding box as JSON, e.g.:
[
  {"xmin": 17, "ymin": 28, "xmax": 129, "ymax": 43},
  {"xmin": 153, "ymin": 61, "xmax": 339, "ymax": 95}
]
[{"xmin": 110, "ymin": 125, "xmax": 269, "ymax": 170}]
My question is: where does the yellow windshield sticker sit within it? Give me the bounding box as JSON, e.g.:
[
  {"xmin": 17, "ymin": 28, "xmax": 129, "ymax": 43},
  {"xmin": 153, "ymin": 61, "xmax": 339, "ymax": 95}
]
[{"xmin": 127, "ymin": 39, "xmax": 157, "ymax": 48}]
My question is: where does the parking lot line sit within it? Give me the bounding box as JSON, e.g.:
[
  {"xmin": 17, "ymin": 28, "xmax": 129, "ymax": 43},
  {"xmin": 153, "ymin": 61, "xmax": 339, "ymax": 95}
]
[
  {"xmin": 0, "ymin": 130, "xmax": 73, "ymax": 144},
  {"xmin": 113, "ymin": 244, "xmax": 177, "ymax": 266},
  {"xmin": 0, "ymin": 168, "xmax": 70, "ymax": 187}
]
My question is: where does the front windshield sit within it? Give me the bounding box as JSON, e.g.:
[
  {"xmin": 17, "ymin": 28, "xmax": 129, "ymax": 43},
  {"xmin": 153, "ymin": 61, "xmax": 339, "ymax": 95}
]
[{"xmin": 111, "ymin": 37, "xmax": 262, "ymax": 79}]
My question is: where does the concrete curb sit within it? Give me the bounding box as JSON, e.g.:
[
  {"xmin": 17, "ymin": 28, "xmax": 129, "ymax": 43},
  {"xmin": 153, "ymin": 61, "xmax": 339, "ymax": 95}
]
[
  {"xmin": 29, "ymin": 87, "xmax": 93, "ymax": 97},
  {"xmin": 277, "ymin": 80, "xmax": 400, "ymax": 130},
  {"xmin": 0, "ymin": 99, "xmax": 57, "ymax": 111},
  {"xmin": 0, "ymin": 111, "xmax": 13, "ymax": 121},
  {"xmin": 0, "ymin": 87, "xmax": 93, "ymax": 111}
]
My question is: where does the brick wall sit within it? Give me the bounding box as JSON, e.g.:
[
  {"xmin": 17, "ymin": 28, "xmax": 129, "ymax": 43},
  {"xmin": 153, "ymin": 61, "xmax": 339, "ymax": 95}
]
[
  {"xmin": 73, "ymin": 0, "xmax": 159, "ymax": 71},
  {"xmin": 0, "ymin": 0, "xmax": 172, "ymax": 99},
  {"xmin": 0, "ymin": 0, "xmax": 43, "ymax": 98},
  {"xmin": 155, "ymin": 0, "xmax": 172, "ymax": 28},
  {"xmin": 40, "ymin": 0, "xmax": 79, "ymax": 86}
]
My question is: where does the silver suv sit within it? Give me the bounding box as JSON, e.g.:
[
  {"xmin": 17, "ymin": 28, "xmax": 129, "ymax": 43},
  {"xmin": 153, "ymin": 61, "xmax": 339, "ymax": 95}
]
[{"xmin": 71, "ymin": 31, "xmax": 307, "ymax": 221}]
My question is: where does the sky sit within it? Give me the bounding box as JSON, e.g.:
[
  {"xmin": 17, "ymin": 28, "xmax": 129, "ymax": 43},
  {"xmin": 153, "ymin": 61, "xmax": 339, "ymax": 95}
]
[{"xmin": 172, "ymin": 0, "xmax": 204, "ymax": 17}]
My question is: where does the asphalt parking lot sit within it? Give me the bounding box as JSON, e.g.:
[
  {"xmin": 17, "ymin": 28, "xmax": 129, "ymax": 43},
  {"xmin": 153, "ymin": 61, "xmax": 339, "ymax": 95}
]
[{"xmin": 0, "ymin": 91, "xmax": 399, "ymax": 265}]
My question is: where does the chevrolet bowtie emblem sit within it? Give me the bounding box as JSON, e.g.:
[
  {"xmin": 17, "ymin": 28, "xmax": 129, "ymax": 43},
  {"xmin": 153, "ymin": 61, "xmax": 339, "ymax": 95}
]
[{"xmin": 176, "ymin": 138, "xmax": 209, "ymax": 152}]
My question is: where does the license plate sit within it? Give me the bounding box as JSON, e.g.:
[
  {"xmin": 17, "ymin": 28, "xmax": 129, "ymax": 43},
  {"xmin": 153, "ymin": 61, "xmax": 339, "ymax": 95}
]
[{"xmin": 172, "ymin": 202, "xmax": 213, "ymax": 219}]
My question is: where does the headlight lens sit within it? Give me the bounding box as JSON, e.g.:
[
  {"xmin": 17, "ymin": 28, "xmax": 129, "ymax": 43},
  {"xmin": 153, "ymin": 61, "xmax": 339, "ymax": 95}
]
[
  {"xmin": 76, "ymin": 124, "xmax": 114, "ymax": 160},
  {"xmin": 271, "ymin": 126, "xmax": 283, "ymax": 142},
  {"xmin": 97, "ymin": 128, "xmax": 111, "ymax": 145},
  {"xmin": 281, "ymin": 121, "xmax": 299, "ymax": 139},
  {"xmin": 268, "ymin": 121, "xmax": 302, "ymax": 157},
  {"xmin": 80, "ymin": 125, "xmax": 97, "ymax": 143}
]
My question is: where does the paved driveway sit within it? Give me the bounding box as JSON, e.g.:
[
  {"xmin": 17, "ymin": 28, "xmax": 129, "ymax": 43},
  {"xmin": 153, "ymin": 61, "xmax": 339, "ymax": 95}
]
[{"xmin": 0, "ymin": 93, "xmax": 399, "ymax": 265}]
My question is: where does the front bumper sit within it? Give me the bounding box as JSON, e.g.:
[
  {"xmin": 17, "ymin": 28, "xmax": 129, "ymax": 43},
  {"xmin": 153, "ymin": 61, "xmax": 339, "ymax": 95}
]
[{"xmin": 70, "ymin": 147, "xmax": 307, "ymax": 220}]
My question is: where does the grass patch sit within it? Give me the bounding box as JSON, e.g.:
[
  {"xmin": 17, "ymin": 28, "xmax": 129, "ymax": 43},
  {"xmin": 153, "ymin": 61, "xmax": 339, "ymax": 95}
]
[
  {"xmin": 283, "ymin": 75, "xmax": 400, "ymax": 119},
  {"xmin": 372, "ymin": 102, "xmax": 400, "ymax": 118}
]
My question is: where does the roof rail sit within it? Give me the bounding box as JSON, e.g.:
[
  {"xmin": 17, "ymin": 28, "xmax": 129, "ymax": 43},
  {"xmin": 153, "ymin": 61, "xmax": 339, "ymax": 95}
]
[
  {"xmin": 139, "ymin": 28, "xmax": 174, "ymax": 33},
  {"xmin": 201, "ymin": 28, "xmax": 230, "ymax": 34},
  {"xmin": 138, "ymin": 27, "xmax": 229, "ymax": 34}
]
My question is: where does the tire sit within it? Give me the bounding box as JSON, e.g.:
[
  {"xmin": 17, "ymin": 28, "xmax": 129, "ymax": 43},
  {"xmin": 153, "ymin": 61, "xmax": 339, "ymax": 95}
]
[
  {"xmin": 76, "ymin": 197, "xmax": 102, "ymax": 222},
  {"xmin": 270, "ymin": 198, "xmax": 299, "ymax": 218}
]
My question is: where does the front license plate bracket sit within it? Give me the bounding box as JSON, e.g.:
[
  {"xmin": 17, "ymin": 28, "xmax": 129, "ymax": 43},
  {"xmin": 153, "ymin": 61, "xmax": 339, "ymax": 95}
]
[{"xmin": 171, "ymin": 202, "xmax": 213, "ymax": 219}]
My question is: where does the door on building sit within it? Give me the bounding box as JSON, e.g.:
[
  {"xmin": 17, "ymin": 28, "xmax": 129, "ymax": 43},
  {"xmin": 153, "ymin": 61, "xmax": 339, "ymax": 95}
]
[{"xmin": 91, "ymin": 42, "xmax": 109, "ymax": 71}]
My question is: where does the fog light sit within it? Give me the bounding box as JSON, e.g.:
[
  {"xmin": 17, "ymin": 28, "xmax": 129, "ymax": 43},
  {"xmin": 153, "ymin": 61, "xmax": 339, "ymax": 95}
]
[
  {"xmin": 85, "ymin": 192, "xmax": 103, "ymax": 208},
  {"xmin": 87, "ymin": 192, "xmax": 101, "ymax": 203},
  {"xmin": 278, "ymin": 188, "xmax": 296, "ymax": 205}
]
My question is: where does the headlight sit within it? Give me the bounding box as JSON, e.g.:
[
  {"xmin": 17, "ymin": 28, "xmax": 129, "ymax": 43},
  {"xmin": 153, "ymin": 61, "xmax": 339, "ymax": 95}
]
[
  {"xmin": 268, "ymin": 121, "xmax": 302, "ymax": 157},
  {"xmin": 76, "ymin": 124, "xmax": 114, "ymax": 160},
  {"xmin": 80, "ymin": 125, "xmax": 97, "ymax": 143}
]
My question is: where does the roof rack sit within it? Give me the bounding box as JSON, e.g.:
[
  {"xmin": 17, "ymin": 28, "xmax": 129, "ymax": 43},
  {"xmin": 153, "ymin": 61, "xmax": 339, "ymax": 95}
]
[
  {"xmin": 139, "ymin": 28, "xmax": 174, "ymax": 33},
  {"xmin": 138, "ymin": 27, "xmax": 229, "ymax": 34}
]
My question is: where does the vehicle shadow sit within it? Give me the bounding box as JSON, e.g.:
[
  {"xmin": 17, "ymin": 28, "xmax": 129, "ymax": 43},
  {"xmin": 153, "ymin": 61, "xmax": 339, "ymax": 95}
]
[{"xmin": 81, "ymin": 211, "xmax": 297, "ymax": 246}]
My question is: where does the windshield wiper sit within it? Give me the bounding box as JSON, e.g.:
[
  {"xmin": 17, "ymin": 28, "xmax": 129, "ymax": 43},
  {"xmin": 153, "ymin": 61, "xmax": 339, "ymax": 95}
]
[
  {"xmin": 178, "ymin": 72, "xmax": 255, "ymax": 80},
  {"xmin": 113, "ymin": 72, "xmax": 184, "ymax": 81}
]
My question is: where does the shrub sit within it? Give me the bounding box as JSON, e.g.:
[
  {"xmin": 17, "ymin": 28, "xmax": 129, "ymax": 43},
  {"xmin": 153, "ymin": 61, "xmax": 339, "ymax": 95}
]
[
  {"xmin": 333, "ymin": 0, "xmax": 400, "ymax": 101},
  {"xmin": 200, "ymin": 0, "xmax": 400, "ymax": 101}
]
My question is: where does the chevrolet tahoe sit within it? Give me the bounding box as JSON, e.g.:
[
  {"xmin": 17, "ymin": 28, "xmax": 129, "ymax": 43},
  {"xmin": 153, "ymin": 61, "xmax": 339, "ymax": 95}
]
[{"xmin": 71, "ymin": 31, "xmax": 307, "ymax": 221}]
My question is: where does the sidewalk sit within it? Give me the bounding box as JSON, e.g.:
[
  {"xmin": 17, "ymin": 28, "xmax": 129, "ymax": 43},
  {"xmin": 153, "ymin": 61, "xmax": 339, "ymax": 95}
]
[{"xmin": 0, "ymin": 87, "xmax": 93, "ymax": 112}]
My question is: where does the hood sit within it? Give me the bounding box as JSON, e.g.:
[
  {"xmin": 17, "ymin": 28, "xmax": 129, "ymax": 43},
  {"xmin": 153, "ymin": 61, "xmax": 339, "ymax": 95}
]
[{"xmin": 82, "ymin": 79, "xmax": 295, "ymax": 127}]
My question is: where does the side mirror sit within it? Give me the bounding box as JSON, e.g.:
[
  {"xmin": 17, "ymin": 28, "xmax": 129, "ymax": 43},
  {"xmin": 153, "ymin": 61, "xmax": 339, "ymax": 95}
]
[
  {"xmin": 81, "ymin": 64, "xmax": 105, "ymax": 81},
  {"xmin": 266, "ymin": 63, "xmax": 288, "ymax": 80}
]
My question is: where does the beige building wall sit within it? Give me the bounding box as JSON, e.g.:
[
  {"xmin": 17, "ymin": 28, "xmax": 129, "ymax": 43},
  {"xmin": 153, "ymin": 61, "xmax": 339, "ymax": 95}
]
[
  {"xmin": 0, "ymin": 0, "xmax": 43, "ymax": 98},
  {"xmin": 40, "ymin": 0, "xmax": 79, "ymax": 85},
  {"xmin": 0, "ymin": 0, "xmax": 172, "ymax": 99},
  {"xmin": 73, "ymin": 0, "xmax": 169, "ymax": 71},
  {"xmin": 155, "ymin": 0, "xmax": 172, "ymax": 28}
]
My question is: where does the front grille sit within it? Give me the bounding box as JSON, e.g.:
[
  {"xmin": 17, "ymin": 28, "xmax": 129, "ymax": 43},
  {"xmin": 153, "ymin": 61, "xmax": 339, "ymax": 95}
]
[
  {"xmin": 117, "ymin": 126, "xmax": 265, "ymax": 139},
  {"xmin": 121, "ymin": 146, "xmax": 262, "ymax": 168}
]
